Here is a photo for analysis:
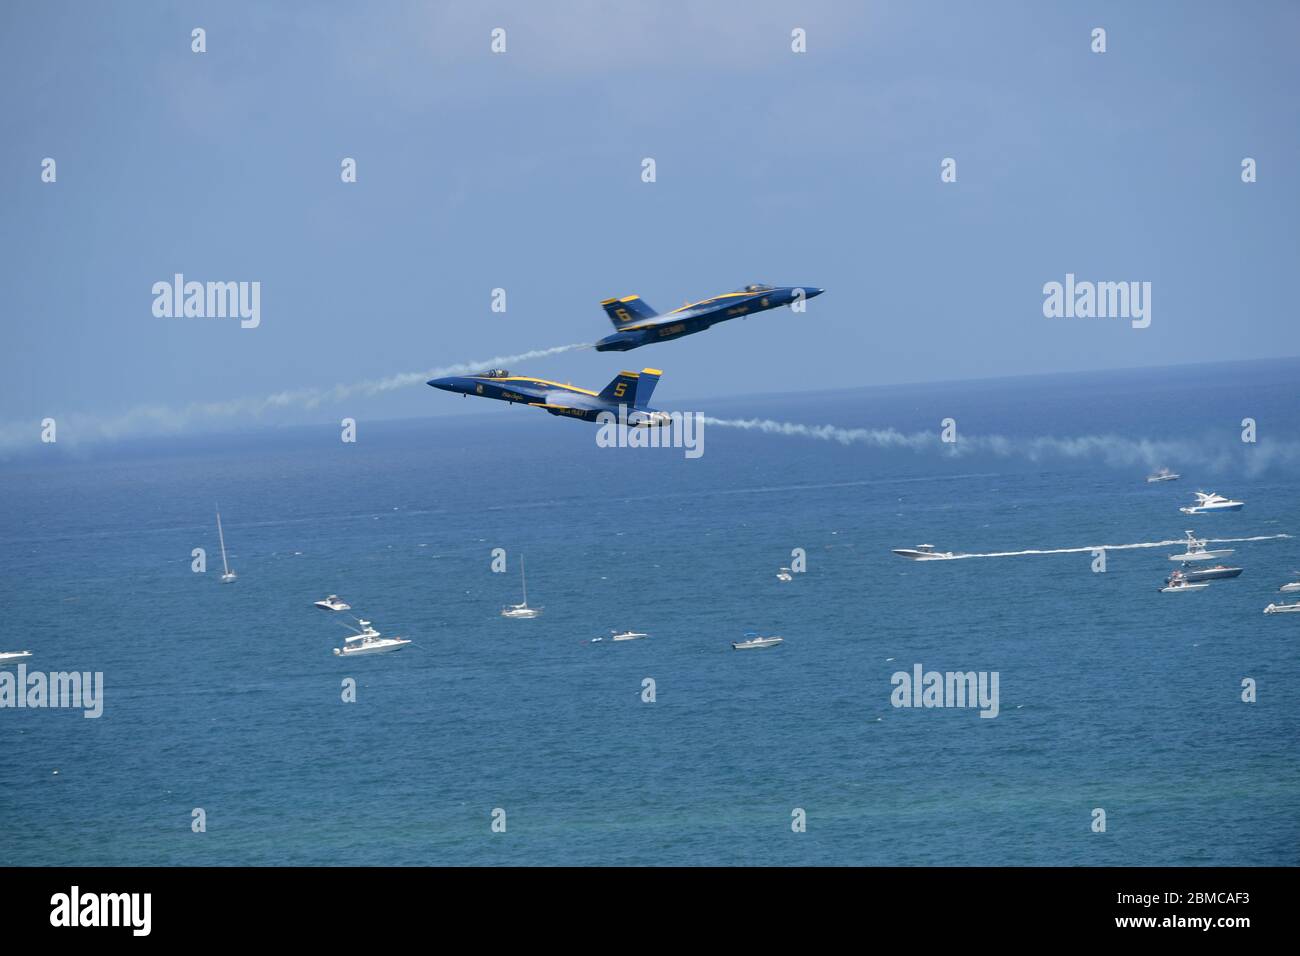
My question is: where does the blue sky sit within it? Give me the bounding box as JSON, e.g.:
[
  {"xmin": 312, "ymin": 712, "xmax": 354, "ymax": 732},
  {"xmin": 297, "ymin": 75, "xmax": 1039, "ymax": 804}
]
[{"xmin": 2, "ymin": 0, "xmax": 1297, "ymax": 443}]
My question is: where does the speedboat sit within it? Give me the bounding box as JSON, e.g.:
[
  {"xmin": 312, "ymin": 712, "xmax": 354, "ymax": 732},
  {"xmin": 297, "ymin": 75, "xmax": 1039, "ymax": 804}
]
[
  {"xmin": 732, "ymin": 632, "xmax": 783, "ymax": 650},
  {"xmin": 1177, "ymin": 565, "xmax": 1242, "ymax": 583},
  {"xmin": 1263, "ymin": 601, "xmax": 1300, "ymax": 614},
  {"xmin": 1278, "ymin": 574, "xmax": 1300, "ymax": 593},
  {"xmin": 776, "ymin": 567, "xmax": 794, "ymax": 581},
  {"xmin": 1168, "ymin": 531, "xmax": 1234, "ymax": 562},
  {"xmin": 1146, "ymin": 467, "xmax": 1180, "ymax": 483},
  {"xmin": 333, "ymin": 620, "xmax": 411, "ymax": 657},
  {"xmin": 0, "ymin": 650, "xmax": 33, "ymax": 664},
  {"xmin": 1161, "ymin": 570, "xmax": 1208, "ymax": 593},
  {"xmin": 891, "ymin": 544, "xmax": 955, "ymax": 560},
  {"xmin": 314, "ymin": 594, "xmax": 351, "ymax": 611},
  {"xmin": 1179, "ymin": 492, "xmax": 1244, "ymax": 514},
  {"xmin": 611, "ymin": 630, "xmax": 648, "ymax": 642}
]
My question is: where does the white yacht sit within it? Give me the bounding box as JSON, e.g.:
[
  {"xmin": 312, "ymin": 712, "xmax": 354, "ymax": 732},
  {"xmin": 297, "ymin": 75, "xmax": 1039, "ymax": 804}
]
[
  {"xmin": 891, "ymin": 544, "xmax": 955, "ymax": 560},
  {"xmin": 314, "ymin": 594, "xmax": 351, "ymax": 611},
  {"xmin": 333, "ymin": 620, "xmax": 411, "ymax": 656},
  {"xmin": 1146, "ymin": 467, "xmax": 1180, "ymax": 483},
  {"xmin": 215, "ymin": 507, "xmax": 237, "ymax": 582},
  {"xmin": 611, "ymin": 630, "xmax": 648, "ymax": 642},
  {"xmin": 0, "ymin": 650, "xmax": 33, "ymax": 664},
  {"xmin": 501, "ymin": 555, "xmax": 542, "ymax": 619},
  {"xmin": 1179, "ymin": 492, "xmax": 1244, "ymax": 515},
  {"xmin": 1278, "ymin": 574, "xmax": 1300, "ymax": 594},
  {"xmin": 1160, "ymin": 569, "xmax": 1208, "ymax": 593},
  {"xmin": 776, "ymin": 567, "xmax": 794, "ymax": 582},
  {"xmin": 1264, "ymin": 601, "xmax": 1300, "ymax": 614},
  {"xmin": 732, "ymin": 632, "xmax": 784, "ymax": 650},
  {"xmin": 1168, "ymin": 530, "xmax": 1234, "ymax": 562}
]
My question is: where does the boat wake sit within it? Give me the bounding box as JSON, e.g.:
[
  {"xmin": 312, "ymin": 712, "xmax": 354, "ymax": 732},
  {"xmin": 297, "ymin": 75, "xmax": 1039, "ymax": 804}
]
[{"xmin": 914, "ymin": 534, "xmax": 1291, "ymax": 560}]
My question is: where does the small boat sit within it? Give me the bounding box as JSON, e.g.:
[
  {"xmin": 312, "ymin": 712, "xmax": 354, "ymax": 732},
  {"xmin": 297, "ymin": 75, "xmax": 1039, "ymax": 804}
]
[
  {"xmin": 0, "ymin": 650, "xmax": 33, "ymax": 664},
  {"xmin": 1160, "ymin": 570, "xmax": 1208, "ymax": 593},
  {"xmin": 732, "ymin": 632, "xmax": 784, "ymax": 650},
  {"xmin": 1177, "ymin": 565, "xmax": 1243, "ymax": 583},
  {"xmin": 501, "ymin": 555, "xmax": 542, "ymax": 619},
  {"xmin": 1278, "ymin": 574, "xmax": 1300, "ymax": 593},
  {"xmin": 1146, "ymin": 467, "xmax": 1180, "ymax": 483},
  {"xmin": 1179, "ymin": 491, "xmax": 1244, "ymax": 514},
  {"xmin": 891, "ymin": 544, "xmax": 955, "ymax": 560},
  {"xmin": 215, "ymin": 507, "xmax": 237, "ymax": 582},
  {"xmin": 333, "ymin": 620, "xmax": 411, "ymax": 656},
  {"xmin": 1263, "ymin": 602, "xmax": 1300, "ymax": 614},
  {"xmin": 610, "ymin": 630, "xmax": 648, "ymax": 642},
  {"xmin": 314, "ymin": 594, "xmax": 351, "ymax": 611},
  {"xmin": 1168, "ymin": 530, "xmax": 1233, "ymax": 562},
  {"xmin": 776, "ymin": 567, "xmax": 794, "ymax": 582}
]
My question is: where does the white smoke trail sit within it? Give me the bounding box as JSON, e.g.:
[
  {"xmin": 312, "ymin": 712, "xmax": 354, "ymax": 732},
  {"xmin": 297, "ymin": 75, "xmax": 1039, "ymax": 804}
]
[
  {"xmin": 703, "ymin": 417, "xmax": 1300, "ymax": 473},
  {"xmin": 0, "ymin": 343, "xmax": 590, "ymax": 452},
  {"xmin": 915, "ymin": 534, "xmax": 1291, "ymax": 560}
]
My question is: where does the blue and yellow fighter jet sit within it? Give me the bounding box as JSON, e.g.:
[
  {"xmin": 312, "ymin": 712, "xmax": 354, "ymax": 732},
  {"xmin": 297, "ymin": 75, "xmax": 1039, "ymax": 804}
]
[
  {"xmin": 428, "ymin": 368, "xmax": 671, "ymax": 426},
  {"xmin": 593, "ymin": 283, "xmax": 824, "ymax": 352}
]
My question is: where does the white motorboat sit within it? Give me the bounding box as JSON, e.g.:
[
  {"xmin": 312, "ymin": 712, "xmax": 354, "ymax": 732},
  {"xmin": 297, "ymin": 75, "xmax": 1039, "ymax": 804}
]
[
  {"xmin": 610, "ymin": 630, "xmax": 648, "ymax": 642},
  {"xmin": 776, "ymin": 567, "xmax": 794, "ymax": 581},
  {"xmin": 215, "ymin": 507, "xmax": 237, "ymax": 582},
  {"xmin": 314, "ymin": 594, "xmax": 351, "ymax": 611},
  {"xmin": 1278, "ymin": 574, "xmax": 1300, "ymax": 593},
  {"xmin": 732, "ymin": 632, "xmax": 784, "ymax": 650},
  {"xmin": 1160, "ymin": 570, "xmax": 1208, "ymax": 593},
  {"xmin": 1263, "ymin": 602, "xmax": 1300, "ymax": 614},
  {"xmin": 333, "ymin": 620, "xmax": 411, "ymax": 656},
  {"xmin": 891, "ymin": 544, "xmax": 955, "ymax": 560},
  {"xmin": 1179, "ymin": 492, "xmax": 1244, "ymax": 515},
  {"xmin": 0, "ymin": 650, "xmax": 33, "ymax": 664},
  {"xmin": 1146, "ymin": 467, "xmax": 1180, "ymax": 483},
  {"xmin": 1168, "ymin": 530, "xmax": 1233, "ymax": 562},
  {"xmin": 501, "ymin": 555, "xmax": 542, "ymax": 619}
]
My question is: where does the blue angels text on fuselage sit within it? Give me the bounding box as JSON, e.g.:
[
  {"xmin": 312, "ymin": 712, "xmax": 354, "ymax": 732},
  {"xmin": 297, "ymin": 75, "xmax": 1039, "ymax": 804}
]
[
  {"xmin": 594, "ymin": 283, "xmax": 824, "ymax": 352},
  {"xmin": 428, "ymin": 367, "xmax": 671, "ymax": 426}
]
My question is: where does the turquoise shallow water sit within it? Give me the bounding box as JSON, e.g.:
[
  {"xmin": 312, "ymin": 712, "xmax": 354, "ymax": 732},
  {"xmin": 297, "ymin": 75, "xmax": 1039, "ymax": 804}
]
[{"xmin": 2, "ymin": 359, "xmax": 1298, "ymax": 865}]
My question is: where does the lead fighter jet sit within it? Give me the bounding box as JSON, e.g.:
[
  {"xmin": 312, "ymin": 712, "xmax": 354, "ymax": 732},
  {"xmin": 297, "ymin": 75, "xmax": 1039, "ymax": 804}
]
[
  {"xmin": 428, "ymin": 367, "xmax": 671, "ymax": 426},
  {"xmin": 594, "ymin": 283, "xmax": 824, "ymax": 352}
]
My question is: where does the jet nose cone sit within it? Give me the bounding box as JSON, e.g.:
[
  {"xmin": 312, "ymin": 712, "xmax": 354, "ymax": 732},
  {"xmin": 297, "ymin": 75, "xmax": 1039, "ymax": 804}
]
[
  {"xmin": 428, "ymin": 377, "xmax": 455, "ymax": 391},
  {"xmin": 805, "ymin": 287, "xmax": 825, "ymax": 298}
]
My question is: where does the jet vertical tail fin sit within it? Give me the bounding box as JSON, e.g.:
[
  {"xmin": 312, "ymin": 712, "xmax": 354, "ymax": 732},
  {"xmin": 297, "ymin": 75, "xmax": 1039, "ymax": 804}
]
[
  {"xmin": 600, "ymin": 295, "xmax": 657, "ymax": 328},
  {"xmin": 597, "ymin": 370, "xmax": 641, "ymax": 405},
  {"xmin": 633, "ymin": 369, "xmax": 661, "ymax": 407}
]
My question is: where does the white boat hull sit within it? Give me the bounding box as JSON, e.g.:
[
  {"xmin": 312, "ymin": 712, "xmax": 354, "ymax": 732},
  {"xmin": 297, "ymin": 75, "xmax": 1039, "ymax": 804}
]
[
  {"xmin": 501, "ymin": 609, "xmax": 541, "ymax": 619},
  {"xmin": 732, "ymin": 638, "xmax": 783, "ymax": 649},
  {"xmin": 1264, "ymin": 603, "xmax": 1300, "ymax": 614},
  {"xmin": 1161, "ymin": 583, "xmax": 1208, "ymax": 593},
  {"xmin": 334, "ymin": 640, "xmax": 411, "ymax": 656},
  {"xmin": 1279, "ymin": 582, "xmax": 1300, "ymax": 593},
  {"xmin": 0, "ymin": 651, "xmax": 33, "ymax": 663},
  {"xmin": 1179, "ymin": 503, "xmax": 1243, "ymax": 514}
]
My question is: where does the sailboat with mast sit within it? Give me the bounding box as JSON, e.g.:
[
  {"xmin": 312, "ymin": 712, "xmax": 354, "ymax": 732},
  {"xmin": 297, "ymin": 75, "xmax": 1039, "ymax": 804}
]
[
  {"xmin": 215, "ymin": 507, "xmax": 237, "ymax": 583},
  {"xmin": 501, "ymin": 554, "xmax": 542, "ymax": 619}
]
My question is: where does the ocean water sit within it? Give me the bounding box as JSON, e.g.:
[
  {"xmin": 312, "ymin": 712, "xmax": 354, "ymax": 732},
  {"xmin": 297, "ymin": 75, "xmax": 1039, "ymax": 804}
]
[{"xmin": 2, "ymin": 359, "xmax": 1298, "ymax": 866}]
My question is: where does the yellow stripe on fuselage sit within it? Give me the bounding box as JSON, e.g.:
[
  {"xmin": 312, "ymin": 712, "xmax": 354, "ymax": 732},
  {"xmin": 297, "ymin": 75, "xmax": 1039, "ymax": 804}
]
[
  {"xmin": 477, "ymin": 376, "xmax": 598, "ymax": 396},
  {"xmin": 667, "ymin": 291, "xmax": 752, "ymax": 315}
]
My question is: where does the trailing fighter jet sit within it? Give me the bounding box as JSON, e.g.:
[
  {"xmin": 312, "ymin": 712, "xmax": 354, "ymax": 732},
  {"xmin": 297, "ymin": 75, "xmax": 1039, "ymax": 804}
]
[
  {"xmin": 428, "ymin": 367, "xmax": 671, "ymax": 426},
  {"xmin": 594, "ymin": 283, "xmax": 824, "ymax": 352}
]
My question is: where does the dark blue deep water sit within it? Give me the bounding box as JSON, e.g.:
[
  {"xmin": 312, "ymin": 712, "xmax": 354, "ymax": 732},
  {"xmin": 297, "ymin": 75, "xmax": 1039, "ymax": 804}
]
[{"xmin": 2, "ymin": 359, "xmax": 1298, "ymax": 865}]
